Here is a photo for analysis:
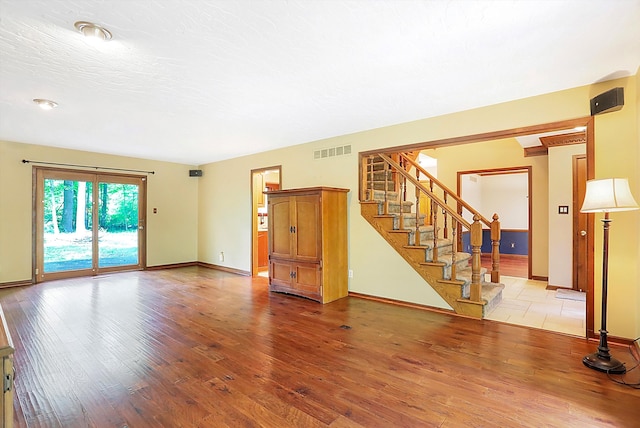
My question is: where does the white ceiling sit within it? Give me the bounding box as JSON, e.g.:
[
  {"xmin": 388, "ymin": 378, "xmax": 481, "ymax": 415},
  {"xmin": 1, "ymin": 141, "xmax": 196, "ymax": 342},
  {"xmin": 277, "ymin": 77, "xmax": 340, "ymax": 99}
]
[{"xmin": 1, "ymin": 1, "xmax": 639, "ymax": 166}]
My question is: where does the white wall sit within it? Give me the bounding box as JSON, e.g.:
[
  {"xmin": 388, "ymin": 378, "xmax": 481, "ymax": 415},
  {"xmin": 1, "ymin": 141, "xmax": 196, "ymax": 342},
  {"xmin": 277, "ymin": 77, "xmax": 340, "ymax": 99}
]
[
  {"xmin": 460, "ymin": 174, "xmax": 482, "ymax": 224},
  {"xmin": 548, "ymin": 143, "xmax": 586, "ymax": 288},
  {"xmin": 482, "ymin": 173, "xmax": 528, "ymax": 230}
]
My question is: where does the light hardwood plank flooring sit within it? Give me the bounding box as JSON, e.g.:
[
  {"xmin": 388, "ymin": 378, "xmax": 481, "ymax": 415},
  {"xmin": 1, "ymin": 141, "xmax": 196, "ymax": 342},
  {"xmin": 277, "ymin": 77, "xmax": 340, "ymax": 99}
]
[{"xmin": 0, "ymin": 267, "xmax": 638, "ymax": 427}]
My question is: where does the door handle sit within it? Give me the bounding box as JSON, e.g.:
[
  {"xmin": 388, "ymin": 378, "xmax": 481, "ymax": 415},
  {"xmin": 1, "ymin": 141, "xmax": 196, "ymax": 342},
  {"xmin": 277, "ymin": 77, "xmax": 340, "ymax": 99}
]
[{"xmin": 580, "ymin": 230, "xmax": 587, "ymax": 237}]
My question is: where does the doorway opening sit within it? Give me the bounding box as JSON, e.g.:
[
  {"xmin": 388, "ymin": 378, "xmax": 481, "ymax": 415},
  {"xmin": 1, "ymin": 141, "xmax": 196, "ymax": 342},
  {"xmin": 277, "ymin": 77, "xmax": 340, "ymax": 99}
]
[
  {"xmin": 458, "ymin": 167, "xmax": 532, "ymax": 279},
  {"xmin": 373, "ymin": 116, "xmax": 594, "ymax": 337},
  {"xmin": 34, "ymin": 168, "xmax": 147, "ymax": 283},
  {"xmin": 251, "ymin": 166, "xmax": 281, "ymax": 277}
]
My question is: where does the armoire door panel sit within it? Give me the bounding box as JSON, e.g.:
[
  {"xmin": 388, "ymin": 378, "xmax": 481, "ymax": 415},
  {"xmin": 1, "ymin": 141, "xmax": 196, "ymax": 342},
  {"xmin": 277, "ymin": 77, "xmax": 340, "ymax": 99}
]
[
  {"xmin": 292, "ymin": 195, "xmax": 321, "ymax": 261},
  {"xmin": 269, "ymin": 197, "xmax": 292, "ymax": 259},
  {"xmin": 293, "ymin": 263, "xmax": 322, "ymax": 297},
  {"xmin": 270, "ymin": 260, "xmax": 293, "ymax": 288}
]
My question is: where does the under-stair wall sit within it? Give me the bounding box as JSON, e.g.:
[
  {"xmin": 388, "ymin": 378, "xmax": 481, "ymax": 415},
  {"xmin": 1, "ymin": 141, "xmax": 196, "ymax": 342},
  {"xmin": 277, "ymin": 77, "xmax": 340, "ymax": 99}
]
[{"xmin": 359, "ymin": 153, "xmax": 504, "ymax": 319}]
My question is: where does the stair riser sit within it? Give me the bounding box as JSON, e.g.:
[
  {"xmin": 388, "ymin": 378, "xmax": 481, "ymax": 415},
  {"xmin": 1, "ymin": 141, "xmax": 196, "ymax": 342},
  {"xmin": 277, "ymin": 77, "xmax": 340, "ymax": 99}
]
[
  {"xmin": 371, "ymin": 189, "xmax": 399, "ymax": 201},
  {"xmin": 377, "ymin": 202, "xmax": 413, "ymax": 215},
  {"xmin": 424, "ymin": 245, "xmax": 453, "ymax": 259},
  {"xmin": 360, "ymin": 199, "xmax": 503, "ymax": 320},
  {"xmin": 371, "ymin": 170, "xmax": 393, "ymax": 181},
  {"xmin": 369, "ymin": 182, "xmax": 396, "ymax": 191},
  {"xmin": 408, "ymin": 231, "xmax": 436, "ymax": 245},
  {"xmin": 442, "ymin": 261, "xmax": 474, "ymax": 280},
  {"xmin": 393, "ymin": 216, "xmax": 425, "ymax": 230}
]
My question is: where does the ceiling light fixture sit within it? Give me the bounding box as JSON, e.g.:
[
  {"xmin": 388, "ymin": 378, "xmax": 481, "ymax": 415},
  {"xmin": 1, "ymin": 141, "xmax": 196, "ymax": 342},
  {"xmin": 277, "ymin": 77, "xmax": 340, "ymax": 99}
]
[
  {"xmin": 33, "ymin": 99, "xmax": 58, "ymax": 110},
  {"xmin": 74, "ymin": 21, "xmax": 112, "ymax": 42}
]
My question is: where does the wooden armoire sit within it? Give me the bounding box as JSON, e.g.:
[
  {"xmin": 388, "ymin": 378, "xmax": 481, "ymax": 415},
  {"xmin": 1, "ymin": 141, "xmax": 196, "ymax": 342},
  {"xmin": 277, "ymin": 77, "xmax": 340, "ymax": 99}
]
[{"xmin": 266, "ymin": 187, "xmax": 349, "ymax": 303}]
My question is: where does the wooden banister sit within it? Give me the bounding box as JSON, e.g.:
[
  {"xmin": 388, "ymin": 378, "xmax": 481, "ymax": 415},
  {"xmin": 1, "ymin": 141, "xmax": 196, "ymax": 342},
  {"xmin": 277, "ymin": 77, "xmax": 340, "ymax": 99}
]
[
  {"xmin": 400, "ymin": 154, "xmax": 492, "ymax": 227},
  {"xmin": 367, "ymin": 152, "xmax": 497, "ymax": 302},
  {"xmin": 378, "ymin": 154, "xmax": 471, "ymax": 229}
]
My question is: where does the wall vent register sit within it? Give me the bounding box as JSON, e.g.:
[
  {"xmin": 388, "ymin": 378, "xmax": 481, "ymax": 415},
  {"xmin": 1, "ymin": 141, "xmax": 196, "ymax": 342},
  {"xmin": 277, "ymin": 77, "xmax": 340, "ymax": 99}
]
[{"xmin": 313, "ymin": 145, "xmax": 352, "ymax": 160}]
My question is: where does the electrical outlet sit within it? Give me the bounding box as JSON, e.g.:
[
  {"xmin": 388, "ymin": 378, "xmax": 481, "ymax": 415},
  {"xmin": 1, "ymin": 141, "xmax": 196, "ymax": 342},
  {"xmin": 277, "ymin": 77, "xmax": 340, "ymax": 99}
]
[
  {"xmin": 510, "ymin": 243, "xmax": 515, "ymax": 248},
  {"xmin": 348, "ymin": 270, "xmax": 353, "ymax": 278},
  {"xmin": 219, "ymin": 252, "xmax": 224, "ymax": 262}
]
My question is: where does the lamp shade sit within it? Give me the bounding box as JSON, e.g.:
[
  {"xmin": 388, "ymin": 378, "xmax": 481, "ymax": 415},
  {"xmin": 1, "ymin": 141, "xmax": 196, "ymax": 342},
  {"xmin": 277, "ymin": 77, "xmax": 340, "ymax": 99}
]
[{"xmin": 581, "ymin": 178, "xmax": 639, "ymax": 213}]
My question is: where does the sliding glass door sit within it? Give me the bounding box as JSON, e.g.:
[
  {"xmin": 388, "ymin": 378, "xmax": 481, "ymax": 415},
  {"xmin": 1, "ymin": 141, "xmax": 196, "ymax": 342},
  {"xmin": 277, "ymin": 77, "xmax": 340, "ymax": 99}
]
[{"xmin": 35, "ymin": 169, "xmax": 146, "ymax": 282}]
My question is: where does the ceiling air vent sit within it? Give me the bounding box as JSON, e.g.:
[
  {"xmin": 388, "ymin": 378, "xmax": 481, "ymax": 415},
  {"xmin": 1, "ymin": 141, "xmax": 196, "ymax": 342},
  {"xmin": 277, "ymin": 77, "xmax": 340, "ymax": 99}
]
[{"xmin": 313, "ymin": 144, "xmax": 352, "ymax": 160}]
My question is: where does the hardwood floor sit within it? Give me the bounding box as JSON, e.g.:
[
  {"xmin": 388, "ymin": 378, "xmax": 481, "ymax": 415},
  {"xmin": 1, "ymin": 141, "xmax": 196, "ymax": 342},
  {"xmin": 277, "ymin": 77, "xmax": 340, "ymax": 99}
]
[
  {"xmin": 482, "ymin": 254, "xmax": 528, "ymax": 278},
  {"xmin": 0, "ymin": 267, "xmax": 638, "ymax": 427}
]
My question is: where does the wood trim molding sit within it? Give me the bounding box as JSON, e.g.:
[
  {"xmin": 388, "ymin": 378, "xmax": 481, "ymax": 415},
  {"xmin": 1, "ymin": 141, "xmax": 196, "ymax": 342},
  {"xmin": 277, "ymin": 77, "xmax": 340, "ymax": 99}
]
[
  {"xmin": 0, "ymin": 279, "xmax": 33, "ymax": 289},
  {"xmin": 348, "ymin": 291, "xmax": 462, "ymax": 316},
  {"xmin": 147, "ymin": 261, "xmax": 251, "ymax": 277},
  {"xmin": 523, "ymin": 131, "xmax": 586, "ymax": 157},
  {"xmin": 359, "ymin": 117, "xmax": 593, "ymax": 156},
  {"xmin": 539, "ymin": 131, "xmax": 586, "ymax": 147},
  {"xmin": 589, "ymin": 334, "xmax": 636, "ymax": 348},
  {"xmin": 197, "ymin": 262, "xmax": 251, "ymax": 277},
  {"xmin": 523, "ymin": 145, "xmax": 548, "ymax": 157},
  {"xmin": 359, "ymin": 116, "xmax": 595, "ymax": 337},
  {"xmin": 146, "ymin": 262, "xmax": 198, "ymax": 270}
]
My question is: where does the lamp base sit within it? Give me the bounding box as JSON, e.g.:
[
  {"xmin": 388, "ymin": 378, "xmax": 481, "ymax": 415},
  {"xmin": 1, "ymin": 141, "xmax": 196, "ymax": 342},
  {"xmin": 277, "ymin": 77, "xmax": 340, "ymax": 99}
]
[{"xmin": 583, "ymin": 352, "xmax": 626, "ymax": 374}]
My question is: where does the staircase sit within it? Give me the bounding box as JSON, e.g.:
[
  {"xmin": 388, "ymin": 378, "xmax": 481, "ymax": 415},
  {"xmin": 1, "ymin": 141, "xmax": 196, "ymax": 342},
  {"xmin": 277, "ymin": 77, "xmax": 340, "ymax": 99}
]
[{"xmin": 359, "ymin": 153, "xmax": 504, "ymax": 319}]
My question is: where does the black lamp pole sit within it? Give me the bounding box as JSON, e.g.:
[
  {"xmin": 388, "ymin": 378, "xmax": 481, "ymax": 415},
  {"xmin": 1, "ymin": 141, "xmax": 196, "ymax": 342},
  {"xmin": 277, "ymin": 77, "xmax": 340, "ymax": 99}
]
[{"xmin": 582, "ymin": 212, "xmax": 626, "ymax": 374}]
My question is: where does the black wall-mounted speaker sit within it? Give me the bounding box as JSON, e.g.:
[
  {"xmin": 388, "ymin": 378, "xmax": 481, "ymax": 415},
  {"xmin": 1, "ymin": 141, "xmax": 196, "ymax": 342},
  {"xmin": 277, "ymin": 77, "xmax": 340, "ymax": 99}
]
[
  {"xmin": 590, "ymin": 87, "xmax": 624, "ymax": 116},
  {"xmin": 189, "ymin": 169, "xmax": 203, "ymax": 177}
]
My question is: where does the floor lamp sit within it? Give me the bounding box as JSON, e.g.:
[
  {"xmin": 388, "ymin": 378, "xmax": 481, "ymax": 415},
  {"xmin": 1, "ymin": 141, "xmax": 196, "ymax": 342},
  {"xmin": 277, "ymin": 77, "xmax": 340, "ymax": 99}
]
[{"xmin": 580, "ymin": 178, "xmax": 639, "ymax": 374}]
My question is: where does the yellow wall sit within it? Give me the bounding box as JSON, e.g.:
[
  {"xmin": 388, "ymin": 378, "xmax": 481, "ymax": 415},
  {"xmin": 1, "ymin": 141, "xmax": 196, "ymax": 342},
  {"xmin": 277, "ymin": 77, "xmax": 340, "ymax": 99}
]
[
  {"xmin": 0, "ymin": 141, "xmax": 199, "ymax": 282},
  {"xmin": 589, "ymin": 74, "xmax": 639, "ymax": 338},
  {"xmin": 1, "ymin": 73, "xmax": 638, "ymax": 339},
  {"xmin": 637, "ymin": 69, "xmax": 640, "ymax": 335},
  {"xmin": 199, "ymin": 74, "xmax": 639, "ymax": 339}
]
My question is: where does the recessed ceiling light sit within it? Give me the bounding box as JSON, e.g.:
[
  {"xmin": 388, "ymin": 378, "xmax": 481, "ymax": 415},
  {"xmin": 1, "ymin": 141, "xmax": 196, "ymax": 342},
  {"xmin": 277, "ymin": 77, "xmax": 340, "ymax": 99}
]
[
  {"xmin": 33, "ymin": 99, "xmax": 58, "ymax": 110},
  {"xmin": 74, "ymin": 21, "xmax": 112, "ymax": 42}
]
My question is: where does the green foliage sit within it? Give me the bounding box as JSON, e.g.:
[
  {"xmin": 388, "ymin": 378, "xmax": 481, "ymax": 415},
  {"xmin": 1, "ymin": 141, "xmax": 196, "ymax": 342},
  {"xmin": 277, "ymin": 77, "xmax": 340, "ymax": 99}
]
[{"xmin": 43, "ymin": 179, "xmax": 138, "ymax": 233}]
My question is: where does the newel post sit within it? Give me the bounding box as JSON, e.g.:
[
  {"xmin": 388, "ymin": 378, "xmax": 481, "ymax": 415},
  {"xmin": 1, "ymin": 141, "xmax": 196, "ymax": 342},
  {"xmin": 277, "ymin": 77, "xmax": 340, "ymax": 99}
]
[
  {"xmin": 470, "ymin": 214, "xmax": 482, "ymax": 302},
  {"xmin": 490, "ymin": 213, "xmax": 500, "ymax": 283}
]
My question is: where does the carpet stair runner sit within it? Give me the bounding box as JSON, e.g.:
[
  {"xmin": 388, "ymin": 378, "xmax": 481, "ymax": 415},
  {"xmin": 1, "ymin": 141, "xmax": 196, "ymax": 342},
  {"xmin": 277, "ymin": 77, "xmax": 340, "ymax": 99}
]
[{"xmin": 361, "ymin": 161, "xmax": 504, "ymax": 319}]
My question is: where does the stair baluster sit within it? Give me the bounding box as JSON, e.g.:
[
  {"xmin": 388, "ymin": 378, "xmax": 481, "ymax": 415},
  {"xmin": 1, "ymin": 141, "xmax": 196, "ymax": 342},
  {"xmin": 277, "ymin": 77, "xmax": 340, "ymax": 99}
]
[
  {"xmin": 383, "ymin": 160, "xmax": 389, "ymax": 215},
  {"xmin": 491, "ymin": 214, "xmax": 501, "ymax": 283},
  {"xmin": 414, "ymin": 166, "xmax": 421, "ymax": 246},
  {"xmin": 399, "ymin": 157, "xmax": 406, "ymax": 230},
  {"xmin": 432, "ymin": 200, "xmax": 438, "ymax": 262},
  {"xmin": 443, "ymin": 193, "xmax": 449, "ymax": 239},
  {"xmin": 429, "ymin": 181, "xmax": 435, "ymax": 226},
  {"xmin": 470, "ymin": 214, "xmax": 482, "ymax": 302},
  {"xmin": 367, "ymin": 155, "xmax": 374, "ymax": 201},
  {"xmin": 451, "ymin": 218, "xmax": 457, "ymax": 280},
  {"xmin": 359, "ymin": 152, "xmax": 504, "ymax": 319}
]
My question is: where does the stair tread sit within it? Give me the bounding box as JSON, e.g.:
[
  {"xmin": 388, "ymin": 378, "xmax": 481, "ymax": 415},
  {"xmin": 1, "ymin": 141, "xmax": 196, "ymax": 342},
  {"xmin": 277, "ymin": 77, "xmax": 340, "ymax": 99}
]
[
  {"xmin": 436, "ymin": 252, "xmax": 471, "ymax": 263},
  {"xmin": 405, "ymin": 238, "xmax": 451, "ymax": 249}
]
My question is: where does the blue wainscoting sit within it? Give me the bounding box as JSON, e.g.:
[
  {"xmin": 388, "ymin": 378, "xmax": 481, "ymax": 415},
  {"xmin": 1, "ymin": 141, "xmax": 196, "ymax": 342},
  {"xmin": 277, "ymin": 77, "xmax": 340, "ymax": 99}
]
[{"xmin": 461, "ymin": 229, "xmax": 528, "ymax": 255}]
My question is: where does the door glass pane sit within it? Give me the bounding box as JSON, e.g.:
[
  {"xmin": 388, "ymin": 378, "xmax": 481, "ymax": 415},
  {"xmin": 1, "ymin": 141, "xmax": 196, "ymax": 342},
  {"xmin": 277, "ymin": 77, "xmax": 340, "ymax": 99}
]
[
  {"xmin": 98, "ymin": 182, "xmax": 139, "ymax": 268},
  {"xmin": 43, "ymin": 179, "xmax": 93, "ymax": 273}
]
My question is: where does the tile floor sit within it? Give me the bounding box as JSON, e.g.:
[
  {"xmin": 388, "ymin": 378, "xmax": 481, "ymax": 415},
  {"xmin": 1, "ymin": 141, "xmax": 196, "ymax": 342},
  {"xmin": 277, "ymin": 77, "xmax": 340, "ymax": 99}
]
[{"xmin": 485, "ymin": 275, "xmax": 586, "ymax": 337}]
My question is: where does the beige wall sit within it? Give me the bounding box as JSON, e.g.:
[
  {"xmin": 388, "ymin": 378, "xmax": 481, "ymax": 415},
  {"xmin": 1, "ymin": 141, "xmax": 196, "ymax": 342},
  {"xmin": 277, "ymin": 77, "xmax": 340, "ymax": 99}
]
[
  {"xmin": 589, "ymin": 74, "xmax": 639, "ymax": 338},
  {"xmin": 199, "ymin": 74, "xmax": 639, "ymax": 339},
  {"xmin": 637, "ymin": 68, "xmax": 640, "ymax": 335},
  {"xmin": 423, "ymin": 138, "xmax": 549, "ymax": 278},
  {"xmin": 548, "ymin": 144, "xmax": 585, "ymax": 288},
  {"xmin": 1, "ymin": 74, "xmax": 638, "ymax": 339},
  {"xmin": 0, "ymin": 141, "xmax": 199, "ymax": 282}
]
